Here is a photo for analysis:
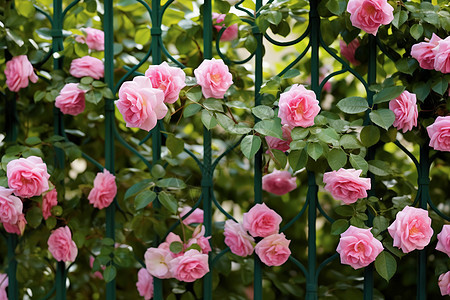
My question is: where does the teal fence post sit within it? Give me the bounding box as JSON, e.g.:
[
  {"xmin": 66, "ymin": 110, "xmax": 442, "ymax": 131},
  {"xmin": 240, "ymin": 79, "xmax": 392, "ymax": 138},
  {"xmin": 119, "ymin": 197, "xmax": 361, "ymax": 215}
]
[
  {"xmin": 55, "ymin": 261, "xmax": 67, "ymax": 300},
  {"xmin": 104, "ymin": 0, "xmax": 116, "ymax": 298}
]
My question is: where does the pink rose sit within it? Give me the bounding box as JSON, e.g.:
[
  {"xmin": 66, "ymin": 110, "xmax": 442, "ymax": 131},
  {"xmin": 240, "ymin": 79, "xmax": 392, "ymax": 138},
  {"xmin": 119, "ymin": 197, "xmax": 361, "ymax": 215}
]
[
  {"xmin": 389, "ymin": 90, "xmax": 418, "ymax": 133},
  {"xmin": 411, "ymin": 33, "xmax": 441, "ymax": 70},
  {"xmin": 7, "ymin": 156, "xmax": 50, "ymax": 198},
  {"xmin": 224, "ymin": 220, "xmax": 255, "ymax": 257},
  {"xmin": 69, "ymin": 56, "xmax": 104, "ymax": 79},
  {"xmin": 436, "ymin": 225, "xmax": 450, "ymax": 257},
  {"xmin": 115, "ymin": 76, "xmax": 167, "ymax": 131},
  {"xmin": 255, "ymin": 233, "xmax": 291, "ymax": 266},
  {"xmin": 433, "ymin": 36, "xmax": 450, "ymax": 74},
  {"xmin": 55, "ymin": 83, "xmax": 86, "ymax": 116},
  {"xmin": 336, "ymin": 226, "xmax": 383, "ymax": 269},
  {"xmin": 144, "ymin": 247, "xmax": 173, "ymax": 279},
  {"xmin": 4, "ymin": 55, "xmax": 38, "ymax": 92},
  {"xmin": 212, "ymin": 13, "xmax": 238, "ymax": 41},
  {"xmin": 0, "ymin": 187, "xmax": 23, "ymax": 224},
  {"xmin": 439, "ymin": 271, "xmax": 450, "ymax": 296},
  {"xmin": 3, "ymin": 213, "xmax": 27, "ymax": 236},
  {"xmin": 323, "ymin": 168, "xmax": 371, "ymax": 205},
  {"xmin": 266, "ymin": 125, "xmax": 292, "ymax": 152},
  {"xmin": 75, "ymin": 35, "xmax": 86, "ymax": 44},
  {"xmin": 47, "ymin": 226, "xmax": 78, "ymax": 262},
  {"xmin": 0, "ymin": 273, "xmax": 7, "ymax": 300},
  {"xmin": 88, "ymin": 169, "xmax": 117, "ymax": 210},
  {"xmin": 194, "ymin": 58, "xmax": 233, "ymax": 99},
  {"xmin": 89, "ymin": 256, "xmax": 104, "ymax": 279},
  {"xmin": 145, "ymin": 62, "xmax": 186, "ymax": 104},
  {"xmin": 278, "ymin": 84, "xmax": 320, "ymax": 128},
  {"xmin": 242, "ymin": 203, "xmax": 282, "ymax": 238},
  {"xmin": 340, "ymin": 39, "xmax": 361, "ymax": 66},
  {"xmin": 388, "ymin": 206, "xmax": 433, "ymax": 253},
  {"xmin": 186, "ymin": 236, "xmax": 212, "ymax": 254},
  {"xmin": 427, "ymin": 116, "xmax": 450, "ymax": 152},
  {"xmin": 180, "ymin": 206, "xmax": 204, "ymax": 225},
  {"xmin": 262, "ymin": 170, "xmax": 297, "ymax": 196},
  {"xmin": 168, "ymin": 249, "xmax": 209, "ymax": 282},
  {"xmin": 42, "ymin": 188, "xmax": 58, "ymax": 220},
  {"xmin": 347, "ymin": 0, "xmax": 394, "ymax": 36},
  {"xmin": 84, "ymin": 27, "xmax": 104, "ymax": 51},
  {"xmin": 158, "ymin": 232, "xmax": 184, "ymax": 257},
  {"xmin": 136, "ymin": 268, "xmax": 154, "ymax": 300}
]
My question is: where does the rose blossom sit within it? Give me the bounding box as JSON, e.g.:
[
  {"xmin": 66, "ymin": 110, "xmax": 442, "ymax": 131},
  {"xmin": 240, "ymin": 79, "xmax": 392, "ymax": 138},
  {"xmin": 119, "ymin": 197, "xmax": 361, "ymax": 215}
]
[
  {"xmin": 347, "ymin": 0, "xmax": 394, "ymax": 36},
  {"xmin": 255, "ymin": 233, "xmax": 291, "ymax": 266},
  {"xmin": 145, "ymin": 62, "xmax": 186, "ymax": 104},
  {"xmin": 340, "ymin": 38, "xmax": 361, "ymax": 66},
  {"xmin": 69, "ymin": 56, "xmax": 104, "ymax": 79},
  {"xmin": 136, "ymin": 268, "xmax": 154, "ymax": 300},
  {"xmin": 212, "ymin": 13, "xmax": 238, "ymax": 41},
  {"xmin": 388, "ymin": 206, "xmax": 433, "ymax": 253},
  {"xmin": 323, "ymin": 168, "xmax": 371, "ymax": 205},
  {"xmin": 3, "ymin": 213, "xmax": 27, "ymax": 236},
  {"xmin": 194, "ymin": 58, "xmax": 233, "ymax": 99},
  {"xmin": 186, "ymin": 236, "xmax": 212, "ymax": 254},
  {"xmin": 4, "ymin": 55, "xmax": 38, "ymax": 92},
  {"xmin": 336, "ymin": 226, "xmax": 383, "ymax": 269},
  {"xmin": 84, "ymin": 27, "xmax": 104, "ymax": 51},
  {"xmin": 436, "ymin": 225, "xmax": 450, "ymax": 257},
  {"xmin": 55, "ymin": 83, "xmax": 86, "ymax": 116},
  {"xmin": 433, "ymin": 36, "xmax": 450, "ymax": 74},
  {"xmin": 88, "ymin": 169, "xmax": 117, "ymax": 210},
  {"xmin": 242, "ymin": 203, "xmax": 282, "ymax": 238},
  {"xmin": 439, "ymin": 271, "xmax": 450, "ymax": 296},
  {"xmin": 0, "ymin": 187, "xmax": 23, "ymax": 225},
  {"xmin": 144, "ymin": 247, "xmax": 173, "ymax": 279},
  {"xmin": 389, "ymin": 90, "xmax": 418, "ymax": 133},
  {"xmin": 262, "ymin": 170, "xmax": 297, "ymax": 196},
  {"xmin": 0, "ymin": 273, "xmax": 7, "ymax": 300},
  {"xmin": 168, "ymin": 249, "xmax": 209, "ymax": 282},
  {"xmin": 115, "ymin": 76, "xmax": 167, "ymax": 131},
  {"xmin": 411, "ymin": 33, "xmax": 442, "ymax": 70},
  {"xmin": 158, "ymin": 232, "xmax": 184, "ymax": 257},
  {"xmin": 224, "ymin": 220, "xmax": 255, "ymax": 257},
  {"xmin": 180, "ymin": 206, "xmax": 204, "ymax": 225},
  {"xmin": 42, "ymin": 189, "xmax": 58, "ymax": 220},
  {"xmin": 7, "ymin": 156, "xmax": 50, "ymax": 198},
  {"xmin": 278, "ymin": 84, "xmax": 320, "ymax": 128},
  {"xmin": 427, "ymin": 116, "xmax": 450, "ymax": 152},
  {"xmin": 266, "ymin": 125, "xmax": 292, "ymax": 152},
  {"xmin": 47, "ymin": 226, "xmax": 78, "ymax": 262}
]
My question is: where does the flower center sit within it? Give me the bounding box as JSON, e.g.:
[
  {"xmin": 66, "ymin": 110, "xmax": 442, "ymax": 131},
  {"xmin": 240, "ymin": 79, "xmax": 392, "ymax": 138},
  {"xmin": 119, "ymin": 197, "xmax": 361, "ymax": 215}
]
[
  {"xmin": 210, "ymin": 73, "xmax": 221, "ymax": 83},
  {"xmin": 409, "ymin": 226, "xmax": 419, "ymax": 236}
]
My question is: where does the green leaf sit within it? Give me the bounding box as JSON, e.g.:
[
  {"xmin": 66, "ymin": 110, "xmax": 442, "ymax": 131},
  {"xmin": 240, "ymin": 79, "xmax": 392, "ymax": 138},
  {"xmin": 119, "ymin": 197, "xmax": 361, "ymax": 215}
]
[
  {"xmin": 158, "ymin": 191, "xmax": 178, "ymax": 214},
  {"xmin": 228, "ymin": 124, "xmax": 252, "ymax": 135},
  {"xmin": 337, "ymin": 97, "xmax": 369, "ymax": 114},
  {"xmin": 254, "ymin": 119, "xmax": 283, "ymax": 139},
  {"xmin": 135, "ymin": 27, "xmax": 150, "ymax": 45},
  {"xmin": 25, "ymin": 136, "xmax": 42, "ymax": 146},
  {"xmin": 288, "ymin": 149, "xmax": 307, "ymax": 172},
  {"xmin": 340, "ymin": 134, "xmax": 362, "ymax": 149},
  {"xmin": 151, "ymin": 164, "xmax": 166, "ymax": 178},
  {"xmin": 395, "ymin": 58, "xmax": 418, "ymax": 75},
  {"xmin": 240, "ymin": 135, "xmax": 262, "ymax": 159},
  {"xmin": 216, "ymin": 113, "xmax": 235, "ymax": 131},
  {"xmin": 375, "ymin": 252, "xmax": 397, "ymax": 282},
  {"xmin": 431, "ymin": 77, "xmax": 448, "ymax": 95},
  {"xmin": 271, "ymin": 149, "xmax": 287, "ymax": 169},
  {"xmin": 349, "ymin": 154, "xmax": 369, "ymax": 174},
  {"xmin": 326, "ymin": 0, "xmax": 347, "ymax": 15},
  {"xmin": 81, "ymin": 76, "xmax": 94, "ymax": 85},
  {"xmin": 124, "ymin": 179, "xmax": 153, "ymax": 200},
  {"xmin": 34, "ymin": 90, "xmax": 46, "ymax": 102},
  {"xmin": 183, "ymin": 103, "xmax": 202, "ymax": 117},
  {"xmin": 203, "ymin": 99, "xmax": 224, "ymax": 112},
  {"xmin": 134, "ymin": 190, "xmax": 156, "ymax": 210},
  {"xmin": 331, "ymin": 219, "xmax": 349, "ymax": 235},
  {"xmin": 412, "ymin": 81, "xmax": 431, "ymax": 101},
  {"xmin": 104, "ymin": 266, "xmax": 117, "ymax": 283},
  {"xmin": 244, "ymin": 35, "xmax": 257, "ymax": 53},
  {"xmin": 410, "ymin": 24, "xmax": 423, "ymax": 40},
  {"xmin": 368, "ymin": 160, "xmax": 391, "ymax": 176},
  {"xmin": 369, "ymin": 109, "xmax": 395, "ymax": 130},
  {"xmin": 373, "ymin": 216, "xmax": 390, "ymax": 233},
  {"xmin": 201, "ymin": 110, "xmax": 218, "ymax": 129},
  {"xmin": 26, "ymin": 206, "xmax": 43, "ymax": 228},
  {"xmin": 156, "ymin": 178, "xmax": 187, "ymax": 189},
  {"xmin": 307, "ymin": 142, "xmax": 323, "ymax": 161},
  {"xmin": 17, "ymin": 0, "xmax": 35, "ymax": 17},
  {"xmin": 291, "ymin": 128, "xmax": 309, "ymax": 140},
  {"xmin": 170, "ymin": 241, "xmax": 184, "ymax": 254},
  {"xmin": 282, "ymin": 69, "xmax": 301, "ymax": 79},
  {"xmin": 335, "ymin": 205, "xmax": 354, "ymax": 217},
  {"xmin": 360, "ymin": 125, "xmax": 380, "ymax": 147},
  {"xmin": 392, "ymin": 10, "xmax": 408, "ymax": 28},
  {"xmin": 373, "ymin": 86, "xmax": 405, "ymax": 104},
  {"xmin": 267, "ymin": 11, "xmax": 282, "ymax": 25},
  {"xmin": 327, "ymin": 148, "xmax": 347, "ymax": 170},
  {"xmin": 186, "ymin": 87, "xmax": 202, "ymax": 102},
  {"xmin": 317, "ymin": 128, "xmax": 340, "ymax": 144},
  {"xmin": 166, "ymin": 135, "xmax": 184, "ymax": 156},
  {"xmin": 252, "ymin": 105, "xmax": 275, "ymax": 120}
]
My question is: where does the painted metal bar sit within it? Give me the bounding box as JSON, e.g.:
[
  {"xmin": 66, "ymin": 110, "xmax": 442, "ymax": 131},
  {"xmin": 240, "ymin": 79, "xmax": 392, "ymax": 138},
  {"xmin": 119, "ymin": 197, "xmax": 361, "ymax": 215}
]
[
  {"xmin": 104, "ymin": 0, "xmax": 116, "ymax": 298},
  {"xmin": 7, "ymin": 234, "xmax": 18, "ymax": 300},
  {"xmin": 55, "ymin": 261, "xmax": 66, "ymax": 300}
]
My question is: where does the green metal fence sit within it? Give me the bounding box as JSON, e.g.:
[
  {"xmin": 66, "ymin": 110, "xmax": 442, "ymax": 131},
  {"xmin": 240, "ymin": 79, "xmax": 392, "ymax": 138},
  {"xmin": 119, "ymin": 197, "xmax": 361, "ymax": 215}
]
[{"xmin": 2, "ymin": 0, "xmax": 449, "ymax": 299}]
